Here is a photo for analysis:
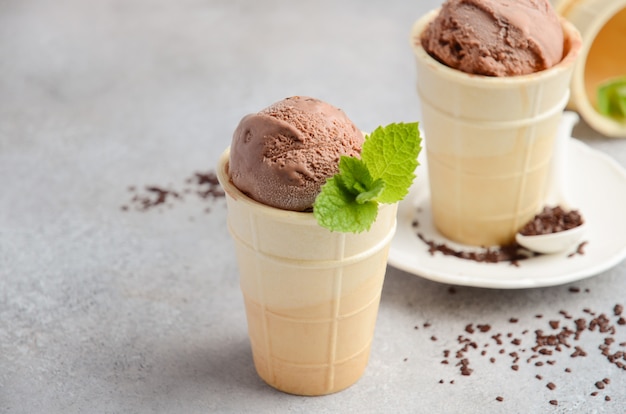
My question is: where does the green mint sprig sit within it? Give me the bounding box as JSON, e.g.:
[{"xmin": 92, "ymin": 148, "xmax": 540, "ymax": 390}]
[
  {"xmin": 597, "ymin": 76, "xmax": 626, "ymax": 121},
  {"xmin": 313, "ymin": 122, "xmax": 421, "ymax": 233}
]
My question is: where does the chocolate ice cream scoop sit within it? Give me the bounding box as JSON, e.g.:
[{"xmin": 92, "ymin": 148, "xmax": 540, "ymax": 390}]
[
  {"xmin": 229, "ymin": 96, "xmax": 364, "ymax": 211},
  {"xmin": 421, "ymin": 0, "xmax": 564, "ymax": 76}
]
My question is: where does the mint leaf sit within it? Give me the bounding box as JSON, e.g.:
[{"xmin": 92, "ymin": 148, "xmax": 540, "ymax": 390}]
[
  {"xmin": 355, "ymin": 178, "xmax": 385, "ymax": 204},
  {"xmin": 362, "ymin": 123, "xmax": 421, "ymax": 203},
  {"xmin": 337, "ymin": 156, "xmax": 372, "ymax": 195},
  {"xmin": 313, "ymin": 175, "xmax": 379, "ymax": 233},
  {"xmin": 597, "ymin": 77, "xmax": 626, "ymax": 121},
  {"xmin": 313, "ymin": 122, "xmax": 421, "ymax": 233},
  {"xmin": 618, "ymin": 85, "xmax": 626, "ymax": 118},
  {"xmin": 336, "ymin": 156, "xmax": 386, "ymax": 203}
]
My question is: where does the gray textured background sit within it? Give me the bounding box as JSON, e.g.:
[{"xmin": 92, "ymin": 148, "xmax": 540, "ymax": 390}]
[{"xmin": 1, "ymin": 0, "xmax": 625, "ymax": 412}]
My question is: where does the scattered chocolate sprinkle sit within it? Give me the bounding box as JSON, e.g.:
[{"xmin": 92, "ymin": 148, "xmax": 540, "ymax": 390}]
[
  {"xmin": 416, "ymin": 233, "xmax": 536, "ymax": 265},
  {"xmin": 192, "ymin": 172, "xmax": 225, "ymax": 200},
  {"xmin": 496, "ymin": 396, "xmax": 504, "ymax": 402},
  {"xmin": 459, "ymin": 360, "xmax": 472, "ymax": 376},
  {"xmin": 569, "ymin": 287, "xmax": 581, "ymax": 293},
  {"xmin": 568, "ymin": 241, "xmax": 589, "ymax": 258},
  {"xmin": 127, "ymin": 186, "xmax": 181, "ymax": 211},
  {"xmin": 431, "ymin": 336, "xmax": 437, "ymax": 341},
  {"xmin": 591, "ymin": 391, "xmax": 599, "ymax": 397},
  {"xmin": 439, "ymin": 379, "xmax": 444, "ymax": 384},
  {"xmin": 414, "ymin": 303, "xmax": 626, "ymax": 407},
  {"xmin": 478, "ymin": 324, "xmax": 491, "ymax": 333},
  {"xmin": 605, "ymin": 396, "xmax": 611, "ymax": 401},
  {"xmin": 122, "ymin": 170, "xmax": 224, "ymax": 212}
]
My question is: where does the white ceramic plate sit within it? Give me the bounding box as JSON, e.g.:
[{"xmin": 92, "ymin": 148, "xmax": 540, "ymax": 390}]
[{"xmin": 388, "ymin": 138, "xmax": 626, "ymax": 289}]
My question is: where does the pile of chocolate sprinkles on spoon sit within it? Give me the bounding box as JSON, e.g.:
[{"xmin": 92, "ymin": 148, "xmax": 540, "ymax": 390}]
[{"xmin": 519, "ymin": 206, "xmax": 584, "ymax": 236}]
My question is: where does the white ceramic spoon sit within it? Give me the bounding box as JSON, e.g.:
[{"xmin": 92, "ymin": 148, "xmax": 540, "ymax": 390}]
[{"xmin": 515, "ymin": 111, "xmax": 587, "ymax": 254}]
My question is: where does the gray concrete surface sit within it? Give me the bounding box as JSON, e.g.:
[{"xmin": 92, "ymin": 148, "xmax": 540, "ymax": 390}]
[{"xmin": 1, "ymin": 0, "xmax": 625, "ymax": 412}]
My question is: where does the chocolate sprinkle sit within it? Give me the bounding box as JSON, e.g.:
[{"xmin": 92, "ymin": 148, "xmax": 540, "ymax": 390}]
[
  {"xmin": 122, "ymin": 170, "xmax": 224, "ymax": 212},
  {"xmin": 414, "ymin": 207, "xmax": 588, "ymax": 266},
  {"xmin": 414, "ymin": 300, "xmax": 626, "ymax": 407},
  {"xmin": 417, "ymin": 233, "xmax": 536, "ymax": 265},
  {"xmin": 518, "ymin": 206, "xmax": 583, "ymax": 236},
  {"xmin": 568, "ymin": 241, "xmax": 589, "ymax": 258}
]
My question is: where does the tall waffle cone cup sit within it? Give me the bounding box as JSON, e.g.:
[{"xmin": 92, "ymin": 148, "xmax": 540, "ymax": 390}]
[
  {"xmin": 411, "ymin": 10, "xmax": 582, "ymax": 246},
  {"xmin": 217, "ymin": 148, "xmax": 397, "ymax": 396}
]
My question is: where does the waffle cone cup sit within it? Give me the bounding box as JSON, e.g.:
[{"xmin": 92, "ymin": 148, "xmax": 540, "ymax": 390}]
[
  {"xmin": 411, "ymin": 10, "xmax": 582, "ymax": 246},
  {"xmin": 217, "ymin": 148, "xmax": 397, "ymax": 395}
]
